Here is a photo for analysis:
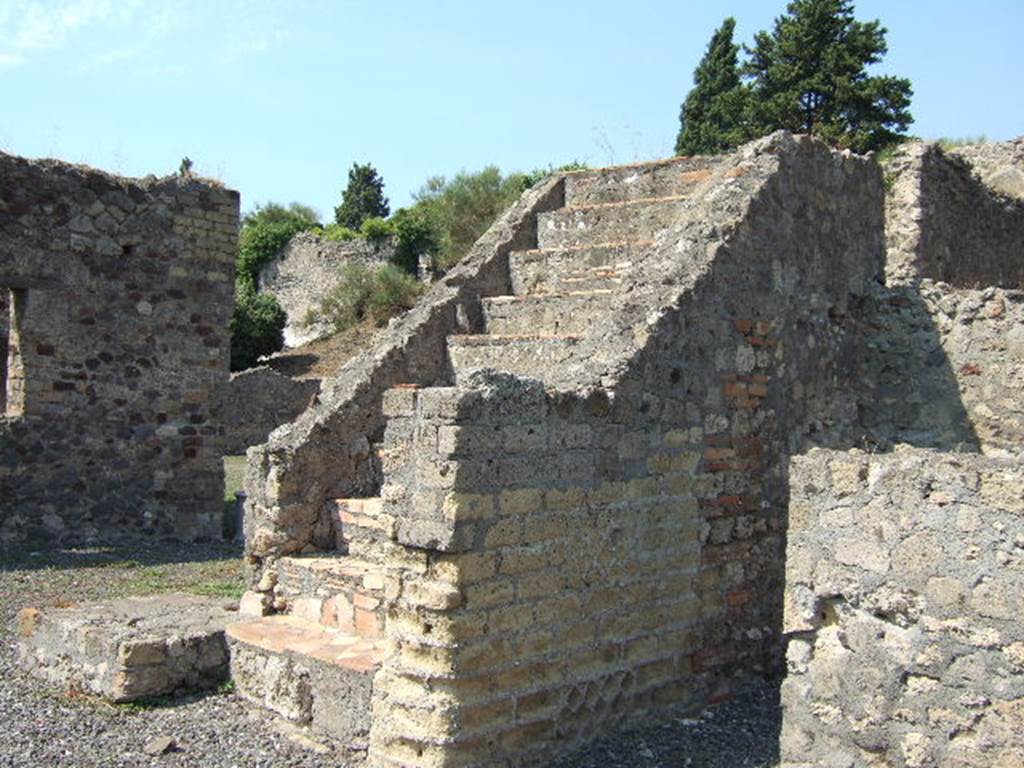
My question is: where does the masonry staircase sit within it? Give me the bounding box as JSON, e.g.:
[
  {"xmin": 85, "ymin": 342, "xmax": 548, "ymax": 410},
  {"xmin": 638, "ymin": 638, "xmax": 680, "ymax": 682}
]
[{"xmin": 226, "ymin": 156, "xmax": 719, "ymax": 752}]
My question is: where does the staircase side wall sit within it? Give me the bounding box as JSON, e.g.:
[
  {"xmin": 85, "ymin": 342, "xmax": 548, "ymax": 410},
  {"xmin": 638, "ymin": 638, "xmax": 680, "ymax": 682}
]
[
  {"xmin": 243, "ymin": 177, "xmax": 564, "ymax": 570},
  {"xmin": 781, "ymin": 448, "xmax": 1024, "ymax": 768}
]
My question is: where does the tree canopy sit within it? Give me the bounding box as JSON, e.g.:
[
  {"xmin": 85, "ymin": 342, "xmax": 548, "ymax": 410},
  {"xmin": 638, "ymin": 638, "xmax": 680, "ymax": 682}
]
[
  {"xmin": 335, "ymin": 162, "xmax": 390, "ymax": 230},
  {"xmin": 675, "ymin": 18, "xmax": 750, "ymax": 156},
  {"xmin": 675, "ymin": 0, "xmax": 913, "ymax": 156}
]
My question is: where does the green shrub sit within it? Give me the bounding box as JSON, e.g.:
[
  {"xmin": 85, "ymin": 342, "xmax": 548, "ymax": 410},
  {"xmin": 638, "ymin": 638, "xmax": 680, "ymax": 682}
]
[
  {"xmin": 390, "ymin": 207, "xmax": 439, "ymax": 275},
  {"xmin": 318, "ymin": 223, "xmax": 360, "ymax": 242},
  {"xmin": 237, "ymin": 219, "xmax": 309, "ymax": 289},
  {"xmin": 230, "ymin": 281, "xmax": 286, "ymax": 371},
  {"xmin": 367, "ymin": 264, "xmax": 424, "ymax": 324},
  {"xmin": 318, "ymin": 262, "xmax": 375, "ymax": 332},
  {"xmin": 317, "ymin": 262, "xmax": 424, "ymax": 333},
  {"xmin": 360, "ymin": 216, "xmax": 396, "ymax": 242}
]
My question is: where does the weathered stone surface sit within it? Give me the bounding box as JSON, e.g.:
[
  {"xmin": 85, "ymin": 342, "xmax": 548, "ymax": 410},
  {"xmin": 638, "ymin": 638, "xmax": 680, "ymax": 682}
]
[
  {"xmin": 16, "ymin": 594, "xmax": 237, "ymax": 702},
  {"xmin": 0, "ymin": 152, "xmax": 239, "ymax": 547},
  {"xmin": 782, "ymin": 448, "xmax": 1024, "ymax": 768},
  {"xmin": 259, "ymin": 232, "xmax": 393, "ymax": 347},
  {"xmin": 227, "ymin": 615, "xmax": 383, "ymax": 749},
  {"xmin": 950, "ymin": 137, "xmax": 1024, "ymax": 200},
  {"xmin": 234, "ymin": 132, "xmax": 1023, "ymax": 768},
  {"xmin": 885, "ymin": 140, "xmax": 1024, "ymax": 286},
  {"xmin": 218, "ymin": 366, "xmax": 320, "ymax": 454},
  {"xmin": 855, "ymin": 281, "xmax": 1024, "ymax": 454}
]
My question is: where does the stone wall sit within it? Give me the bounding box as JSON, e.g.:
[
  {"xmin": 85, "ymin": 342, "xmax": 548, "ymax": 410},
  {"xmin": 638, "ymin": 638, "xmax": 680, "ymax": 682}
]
[
  {"xmin": 782, "ymin": 448, "xmax": 1024, "ymax": 768},
  {"xmin": 259, "ymin": 232, "xmax": 393, "ymax": 347},
  {"xmin": 854, "ymin": 281, "xmax": 1024, "ymax": 454},
  {"xmin": 218, "ymin": 366, "xmax": 319, "ymax": 455},
  {"xmin": 0, "ymin": 152, "xmax": 238, "ymax": 546},
  {"xmin": 885, "ymin": 141, "xmax": 1024, "ymax": 286},
  {"xmin": 950, "ymin": 137, "xmax": 1024, "ymax": 200},
  {"xmin": 363, "ymin": 136, "xmax": 886, "ymax": 765}
]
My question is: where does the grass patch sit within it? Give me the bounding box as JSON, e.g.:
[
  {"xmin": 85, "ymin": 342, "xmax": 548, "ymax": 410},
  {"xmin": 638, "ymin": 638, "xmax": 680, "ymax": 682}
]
[
  {"xmin": 936, "ymin": 135, "xmax": 989, "ymax": 150},
  {"xmin": 108, "ymin": 561, "xmax": 246, "ymax": 600},
  {"xmin": 223, "ymin": 455, "xmax": 247, "ymax": 501}
]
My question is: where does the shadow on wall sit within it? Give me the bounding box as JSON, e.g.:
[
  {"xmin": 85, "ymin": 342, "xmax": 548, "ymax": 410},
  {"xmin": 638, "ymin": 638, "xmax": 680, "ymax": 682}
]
[{"xmin": 853, "ymin": 281, "xmax": 980, "ymax": 453}]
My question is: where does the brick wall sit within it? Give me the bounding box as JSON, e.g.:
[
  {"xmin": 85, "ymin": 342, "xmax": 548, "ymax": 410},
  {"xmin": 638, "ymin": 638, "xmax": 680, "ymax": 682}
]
[{"xmin": 0, "ymin": 152, "xmax": 238, "ymax": 546}]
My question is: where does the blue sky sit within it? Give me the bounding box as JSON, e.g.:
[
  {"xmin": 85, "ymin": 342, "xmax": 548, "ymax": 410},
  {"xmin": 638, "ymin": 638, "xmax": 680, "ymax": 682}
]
[{"xmin": 2, "ymin": 0, "xmax": 1022, "ymax": 217}]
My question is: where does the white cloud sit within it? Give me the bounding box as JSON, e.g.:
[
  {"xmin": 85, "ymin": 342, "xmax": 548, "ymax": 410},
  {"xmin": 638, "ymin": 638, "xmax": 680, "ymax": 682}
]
[{"xmin": 0, "ymin": 0, "xmax": 145, "ymax": 68}]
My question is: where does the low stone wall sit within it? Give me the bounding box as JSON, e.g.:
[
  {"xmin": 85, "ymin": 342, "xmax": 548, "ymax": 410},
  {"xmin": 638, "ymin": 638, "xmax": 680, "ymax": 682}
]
[
  {"xmin": 218, "ymin": 367, "xmax": 320, "ymax": 455},
  {"xmin": 0, "ymin": 152, "xmax": 238, "ymax": 546},
  {"xmin": 259, "ymin": 232, "xmax": 393, "ymax": 347},
  {"xmin": 782, "ymin": 447, "xmax": 1024, "ymax": 768},
  {"xmin": 885, "ymin": 141, "xmax": 1024, "ymax": 287}
]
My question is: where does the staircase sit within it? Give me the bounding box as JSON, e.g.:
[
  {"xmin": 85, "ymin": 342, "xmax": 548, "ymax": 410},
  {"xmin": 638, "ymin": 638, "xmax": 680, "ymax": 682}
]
[{"xmin": 226, "ymin": 155, "xmax": 716, "ymax": 754}]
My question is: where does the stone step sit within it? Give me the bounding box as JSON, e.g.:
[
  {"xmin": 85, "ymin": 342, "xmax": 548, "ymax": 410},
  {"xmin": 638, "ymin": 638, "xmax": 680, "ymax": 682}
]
[
  {"xmin": 509, "ymin": 241, "xmax": 651, "ymax": 295},
  {"xmin": 564, "ymin": 156, "xmax": 718, "ymax": 206},
  {"xmin": 481, "ymin": 291, "xmax": 613, "ymax": 336},
  {"xmin": 537, "ymin": 196, "xmax": 686, "ymax": 249},
  {"xmin": 328, "ymin": 496, "xmax": 395, "ymax": 551},
  {"xmin": 16, "ymin": 594, "xmax": 235, "ymax": 703},
  {"xmin": 447, "ymin": 334, "xmax": 582, "ymax": 384},
  {"xmin": 227, "ymin": 615, "xmax": 384, "ymax": 750},
  {"xmin": 274, "ymin": 554, "xmax": 386, "ymax": 639}
]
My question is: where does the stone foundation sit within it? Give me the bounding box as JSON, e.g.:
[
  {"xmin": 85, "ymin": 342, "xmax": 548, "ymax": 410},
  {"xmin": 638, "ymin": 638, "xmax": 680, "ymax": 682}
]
[{"xmin": 16, "ymin": 594, "xmax": 237, "ymax": 702}]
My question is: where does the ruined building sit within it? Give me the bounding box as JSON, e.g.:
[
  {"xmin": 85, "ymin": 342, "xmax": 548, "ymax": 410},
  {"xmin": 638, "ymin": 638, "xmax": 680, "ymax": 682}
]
[
  {"xmin": 7, "ymin": 132, "xmax": 1023, "ymax": 767},
  {"xmin": 228, "ymin": 132, "xmax": 886, "ymax": 765},
  {"xmin": 0, "ymin": 153, "xmax": 239, "ymax": 545}
]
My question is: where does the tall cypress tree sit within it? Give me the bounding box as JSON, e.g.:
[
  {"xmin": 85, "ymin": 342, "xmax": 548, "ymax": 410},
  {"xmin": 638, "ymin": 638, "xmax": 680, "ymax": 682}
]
[
  {"xmin": 335, "ymin": 162, "xmax": 390, "ymax": 230},
  {"xmin": 744, "ymin": 0, "xmax": 913, "ymax": 152},
  {"xmin": 675, "ymin": 18, "xmax": 750, "ymax": 156}
]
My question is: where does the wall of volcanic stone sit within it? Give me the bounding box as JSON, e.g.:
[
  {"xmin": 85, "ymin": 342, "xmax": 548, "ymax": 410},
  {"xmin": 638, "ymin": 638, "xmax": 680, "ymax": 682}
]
[{"xmin": 0, "ymin": 152, "xmax": 239, "ymax": 546}]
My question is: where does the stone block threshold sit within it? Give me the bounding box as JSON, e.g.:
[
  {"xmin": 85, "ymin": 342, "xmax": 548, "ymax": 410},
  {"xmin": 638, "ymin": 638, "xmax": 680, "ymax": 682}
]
[
  {"xmin": 16, "ymin": 593, "xmax": 237, "ymax": 702},
  {"xmin": 227, "ymin": 615, "xmax": 386, "ymax": 750}
]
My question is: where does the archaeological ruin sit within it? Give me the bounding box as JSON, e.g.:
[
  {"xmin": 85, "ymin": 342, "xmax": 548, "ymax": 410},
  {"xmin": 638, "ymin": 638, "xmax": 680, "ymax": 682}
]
[
  {"xmin": 0, "ymin": 152, "xmax": 239, "ymax": 545},
  {"xmin": 8, "ymin": 132, "xmax": 1024, "ymax": 767}
]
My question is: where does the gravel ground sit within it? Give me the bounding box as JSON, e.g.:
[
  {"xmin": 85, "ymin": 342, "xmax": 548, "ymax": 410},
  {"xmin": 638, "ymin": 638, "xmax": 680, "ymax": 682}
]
[{"xmin": 0, "ymin": 542, "xmax": 781, "ymax": 768}]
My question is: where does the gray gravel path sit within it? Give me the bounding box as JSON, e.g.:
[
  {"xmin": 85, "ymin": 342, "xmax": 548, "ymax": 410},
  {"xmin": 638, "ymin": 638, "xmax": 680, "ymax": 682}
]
[{"xmin": 0, "ymin": 543, "xmax": 780, "ymax": 767}]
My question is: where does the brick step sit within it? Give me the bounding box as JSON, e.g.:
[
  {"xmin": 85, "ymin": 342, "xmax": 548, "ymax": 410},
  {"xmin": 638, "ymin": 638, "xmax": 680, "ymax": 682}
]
[
  {"xmin": 328, "ymin": 496, "xmax": 395, "ymax": 551},
  {"xmin": 274, "ymin": 554, "xmax": 386, "ymax": 638},
  {"xmin": 537, "ymin": 196, "xmax": 687, "ymax": 249},
  {"xmin": 564, "ymin": 155, "xmax": 718, "ymax": 206},
  {"xmin": 447, "ymin": 334, "xmax": 582, "ymax": 384},
  {"xmin": 509, "ymin": 241, "xmax": 651, "ymax": 295},
  {"xmin": 227, "ymin": 615, "xmax": 384, "ymax": 750},
  {"xmin": 481, "ymin": 291, "xmax": 613, "ymax": 336}
]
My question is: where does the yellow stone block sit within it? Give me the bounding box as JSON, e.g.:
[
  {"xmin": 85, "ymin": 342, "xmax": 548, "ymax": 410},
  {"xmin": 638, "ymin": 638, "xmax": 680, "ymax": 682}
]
[
  {"xmin": 498, "ymin": 488, "xmax": 543, "ymax": 516},
  {"xmin": 544, "ymin": 486, "xmax": 585, "ymax": 512},
  {"xmin": 484, "ymin": 516, "xmax": 522, "ymax": 549},
  {"xmin": 442, "ymin": 492, "xmax": 495, "ymax": 522}
]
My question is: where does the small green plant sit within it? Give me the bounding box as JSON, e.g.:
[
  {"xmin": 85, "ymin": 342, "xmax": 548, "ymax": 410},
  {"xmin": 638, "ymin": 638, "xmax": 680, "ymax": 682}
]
[
  {"xmin": 936, "ymin": 135, "xmax": 989, "ymax": 151},
  {"xmin": 216, "ymin": 679, "xmax": 236, "ymax": 695},
  {"xmin": 230, "ymin": 281, "xmax": 286, "ymax": 371},
  {"xmin": 318, "ymin": 223, "xmax": 360, "ymax": 242},
  {"xmin": 367, "ymin": 264, "xmax": 424, "ymax": 324},
  {"xmin": 319, "ymin": 262, "xmax": 375, "ymax": 332},
  {"xmin": 360, "ymin": 216, "xmax": 395, "ymax": 243},
  {"xmin": 317, "ymin": 262, "xmax": 424, "ymax": 333}
]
